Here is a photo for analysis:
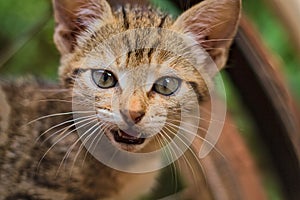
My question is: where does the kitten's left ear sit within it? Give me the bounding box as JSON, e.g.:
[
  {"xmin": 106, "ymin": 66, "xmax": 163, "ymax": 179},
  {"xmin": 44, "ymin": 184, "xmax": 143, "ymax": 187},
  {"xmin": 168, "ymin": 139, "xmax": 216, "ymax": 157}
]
[
  {"xmin": 172, "ymin": 0, "xmax": 241, "ymax": 70},
  {"xmin": 52, "ymin": 0, "xmax": 113, "ymax": 55}
]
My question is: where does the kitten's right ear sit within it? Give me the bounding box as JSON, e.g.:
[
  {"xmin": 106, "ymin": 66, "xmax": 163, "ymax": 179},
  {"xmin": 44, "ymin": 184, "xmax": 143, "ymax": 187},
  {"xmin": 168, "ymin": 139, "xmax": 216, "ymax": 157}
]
[
  {"xmin": 172, "ymin": 0, "xmax": 241, "ymax": 71},
  {"xmin": 52, "ymin": 0, "xmax": 113, "ymax": 55}
]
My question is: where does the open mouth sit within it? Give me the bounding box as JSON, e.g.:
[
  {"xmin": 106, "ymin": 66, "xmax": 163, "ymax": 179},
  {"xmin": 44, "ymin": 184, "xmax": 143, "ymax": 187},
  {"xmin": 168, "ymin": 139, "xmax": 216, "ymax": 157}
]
[{"xmin": 111, "ymin": 129, "xmax": 145, "ymax": 145}]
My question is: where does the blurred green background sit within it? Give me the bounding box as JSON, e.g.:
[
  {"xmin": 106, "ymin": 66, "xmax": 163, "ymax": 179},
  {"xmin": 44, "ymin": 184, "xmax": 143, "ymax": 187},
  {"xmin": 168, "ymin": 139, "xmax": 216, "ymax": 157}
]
[{"xmin": 0, "ymin": 0, "xmax": 299, "ymax": 199}]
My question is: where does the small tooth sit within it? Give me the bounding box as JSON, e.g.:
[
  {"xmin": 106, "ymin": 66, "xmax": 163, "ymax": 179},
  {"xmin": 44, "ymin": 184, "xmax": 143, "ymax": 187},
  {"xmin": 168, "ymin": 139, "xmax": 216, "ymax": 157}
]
[{"xmin": 117, "ymin": 130, "xmax": 122, "ymax": 137}]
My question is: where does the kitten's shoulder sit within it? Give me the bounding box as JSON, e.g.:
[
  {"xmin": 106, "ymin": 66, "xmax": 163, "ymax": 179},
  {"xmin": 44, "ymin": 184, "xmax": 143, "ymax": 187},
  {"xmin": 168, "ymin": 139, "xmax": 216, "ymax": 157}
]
[
  {"xmin": 0, "ymin": 78, "xmax": 74, "ymax": 199},
  {"xmin": 0, "ymin": 77, "xmax": 69, "ymax": 139}
]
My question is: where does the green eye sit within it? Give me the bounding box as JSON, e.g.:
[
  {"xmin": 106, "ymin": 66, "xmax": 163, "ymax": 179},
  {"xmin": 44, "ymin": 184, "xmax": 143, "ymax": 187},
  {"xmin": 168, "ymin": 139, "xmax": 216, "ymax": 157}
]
[
  {"xmin": 92, "ymin": 69, "xmax": 117, "ymax": 89},
  {"xmin": 153, "ymin": 76, "xmax": 181, "ymax": 96}
]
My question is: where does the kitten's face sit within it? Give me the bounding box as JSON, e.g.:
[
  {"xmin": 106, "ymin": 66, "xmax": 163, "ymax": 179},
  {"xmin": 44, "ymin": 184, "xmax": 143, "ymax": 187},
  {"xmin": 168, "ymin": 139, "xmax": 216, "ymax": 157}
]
[
  {"xmin": 53, "ymin": 0, "xmax": 241, "ymax": 152},
  {"xmin": 73, "ymin": 63, "xmax": 195, "ymax": 152},
  {"xmin": 69, "ymin": 27, "xmax": 208, "ymax": 152}
]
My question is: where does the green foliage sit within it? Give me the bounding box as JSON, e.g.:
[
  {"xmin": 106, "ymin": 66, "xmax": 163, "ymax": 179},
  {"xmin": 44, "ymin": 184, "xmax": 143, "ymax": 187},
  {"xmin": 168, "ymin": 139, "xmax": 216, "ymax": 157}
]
[
  {"xmin": 0, "ymin": 0, "xmax": 58, "ymax": 79},
  {"xmin": 150, "ymin": 0, "xmax": 181, "ymax": 17}
]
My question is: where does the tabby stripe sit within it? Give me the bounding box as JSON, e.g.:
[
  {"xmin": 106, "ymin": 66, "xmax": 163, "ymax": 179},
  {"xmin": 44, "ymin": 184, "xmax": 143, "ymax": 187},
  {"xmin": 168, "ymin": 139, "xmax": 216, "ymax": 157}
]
[
  {"xmin": 187, "ymin": 81, "xmax": 204, "ymax": 102},
  {"xmin": 125, "ymin": 51, "xmax": 132, "ymax": 68},
  {"xmin": 64, "ymin": 68, "xmax": 88, "ymax": 86},
  {"xmin": 134, "ymin": 49, "xmax": 144, "ymax": 61},
  {"xmin": 148, "ymin": 48, "xmax": 155, "ymax": 63},
  {"xmin": 158, "ymin": 15, "xmax": 168, "ymax": 28},
  {"xmin": 122, "ymin": 6, "xmax": 129, "ymax": 29},
  {"xmin": 147, "ymin": 40, "xmax": 160, "ymax": 63}
]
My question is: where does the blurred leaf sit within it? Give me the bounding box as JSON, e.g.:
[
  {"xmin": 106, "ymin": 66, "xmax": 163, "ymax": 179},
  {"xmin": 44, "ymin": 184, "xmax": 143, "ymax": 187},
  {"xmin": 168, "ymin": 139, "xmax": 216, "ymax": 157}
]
[
  {"xmin": 150, "ymin": 0, "xmax": 181, "ymax": 17},
  {"xmin": 0, "ymin": 0, "xmax": 58, "ymax": 79}
]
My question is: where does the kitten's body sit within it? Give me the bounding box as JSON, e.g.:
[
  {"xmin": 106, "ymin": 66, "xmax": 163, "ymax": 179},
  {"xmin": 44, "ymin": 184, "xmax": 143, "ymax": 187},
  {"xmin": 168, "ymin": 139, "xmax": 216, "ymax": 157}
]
[
  {"xmin": 0, "ymin": 80, "xmax": 160, "ymax": 200},
  {"xmin": 0, "ymin": 1, "xmax": 266, "ymax": 200}
]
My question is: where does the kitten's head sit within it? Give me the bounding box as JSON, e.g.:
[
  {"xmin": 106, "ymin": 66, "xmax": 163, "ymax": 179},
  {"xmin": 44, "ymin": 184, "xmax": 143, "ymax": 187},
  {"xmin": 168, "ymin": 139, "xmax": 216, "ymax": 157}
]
[{"xmin": 52, "ymin": 0, "xmax": 241, "ymax": 152}]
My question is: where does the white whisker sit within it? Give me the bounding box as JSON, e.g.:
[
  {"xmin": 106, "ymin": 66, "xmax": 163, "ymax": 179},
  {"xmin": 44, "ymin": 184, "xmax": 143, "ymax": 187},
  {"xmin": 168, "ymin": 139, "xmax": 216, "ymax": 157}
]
[
  {"xmin": 36, "ymin": 114, "xmax": 97, "ymax": 143},
  {"xmin": 69, "ymin": 122, "xmax": 104, "ymax": 176},
  {"xmin": 158, "ymin": 129, "xmax": 179, "ymax": 193},
  {"xmin": 27, "ymin": 110, "xmax": 95, "ymax": 125},
  {"xmin": 165, "ymin": 122, "xmax": 225, "ymax": 159},
  {"xmin": 56, "ymin": 121, "xmax": 102, "ymax": 176},
  {"xmin": 168, "ymin": 109, "xmax": 226, "ymax": 124},
  {"xmin": 161, "ymin": 126, "xmax": 206, "ymax": 191},
  {"xmin": 72, "ymin": 123, "xmax": 107, "ymax": 169},
  {"xmin": 166, "ymin": 118, "xmax": 208, "ymax": 132},
  {"xmin": 37, "ymin": 118, "xmax": 98, "ymax": 171},
  {"xmin": 81, "ymin": 123, "xmax": 112, "ymax": 167},
  {"xmin": 39, "ymin": 115, "xmax": 98, "ymax": 146}
]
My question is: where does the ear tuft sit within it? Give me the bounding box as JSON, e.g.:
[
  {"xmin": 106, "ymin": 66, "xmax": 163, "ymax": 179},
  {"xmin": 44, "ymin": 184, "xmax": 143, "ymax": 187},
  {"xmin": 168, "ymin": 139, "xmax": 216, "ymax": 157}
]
[
  {"xmin": 172, "ymin": 0, "xmax": 241, "ymax": 70},
  {"xmin": 52, "ymin": 0, "xmax": 113, "ymax": 55}
]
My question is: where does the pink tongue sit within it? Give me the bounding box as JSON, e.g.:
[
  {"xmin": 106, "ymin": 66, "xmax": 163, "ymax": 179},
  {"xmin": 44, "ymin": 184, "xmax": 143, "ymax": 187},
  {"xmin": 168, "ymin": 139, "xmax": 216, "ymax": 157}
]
[{"xmin": 120, "ymin": 130, "xmax": 138, "ymax": 139}]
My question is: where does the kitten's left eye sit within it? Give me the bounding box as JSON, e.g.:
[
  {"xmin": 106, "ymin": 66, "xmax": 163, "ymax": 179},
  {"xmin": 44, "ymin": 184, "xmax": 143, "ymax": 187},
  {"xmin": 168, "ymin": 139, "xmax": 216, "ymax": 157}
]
[
  {"xmin": 92, "ymin": 69, "xmax": 117, "ymax": 89},
  {"xmin": 153, "ymin": 76, "xmax": 181, "ymax": 96}
]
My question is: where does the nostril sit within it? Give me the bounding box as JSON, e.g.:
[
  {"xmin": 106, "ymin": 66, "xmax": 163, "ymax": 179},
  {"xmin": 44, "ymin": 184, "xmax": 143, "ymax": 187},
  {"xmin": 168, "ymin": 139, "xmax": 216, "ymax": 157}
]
[
  {"xmin": 121, "ymin": 110, "xmax": 145, "ymax": 124},
  {"xmin": 129, "ymin": 110, "xmax": 145, "ymax": 124}
]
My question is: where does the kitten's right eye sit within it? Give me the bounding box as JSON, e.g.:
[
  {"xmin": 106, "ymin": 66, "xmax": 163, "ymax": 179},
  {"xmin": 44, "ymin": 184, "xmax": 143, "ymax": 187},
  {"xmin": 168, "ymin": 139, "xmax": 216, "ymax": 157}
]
[
  {"xmin": 153, "ymin": 76, "xmax": 181, "ymax": 96},
  {"xmin": 92, "ymin": 69, "xmax": 117, "ymax": 89}
]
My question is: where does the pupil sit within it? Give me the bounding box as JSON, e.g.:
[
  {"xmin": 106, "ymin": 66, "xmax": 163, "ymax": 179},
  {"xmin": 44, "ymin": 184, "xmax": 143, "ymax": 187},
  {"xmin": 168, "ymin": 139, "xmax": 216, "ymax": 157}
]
[
  {"xmin": 163, "ymin": 79, "xmax": 169, "ymax": 89},
  {"xmin": 103, "ymin": 73, "xmax": 109, "ymax": 82}
]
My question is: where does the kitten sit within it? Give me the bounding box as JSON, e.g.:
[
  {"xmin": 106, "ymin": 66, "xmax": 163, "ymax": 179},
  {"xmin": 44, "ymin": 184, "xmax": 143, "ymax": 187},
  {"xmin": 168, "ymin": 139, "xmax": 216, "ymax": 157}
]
[{"xmin": 0, "ymin": 0, "xmax": 242, "ymax": 199}]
